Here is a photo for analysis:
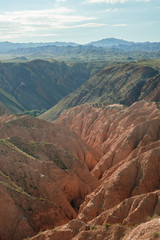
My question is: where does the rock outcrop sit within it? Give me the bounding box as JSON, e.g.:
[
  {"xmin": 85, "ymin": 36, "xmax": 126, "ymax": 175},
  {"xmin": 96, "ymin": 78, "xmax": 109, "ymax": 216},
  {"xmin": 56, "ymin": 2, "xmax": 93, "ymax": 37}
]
[{"xmin": 30, "ymin": 216, "xmax": 160, "ymax": 240}]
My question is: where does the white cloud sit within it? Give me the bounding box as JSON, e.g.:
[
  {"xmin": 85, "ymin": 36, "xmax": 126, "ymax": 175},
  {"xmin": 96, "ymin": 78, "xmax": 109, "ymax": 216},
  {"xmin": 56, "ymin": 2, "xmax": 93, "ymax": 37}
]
[
  {"xmin": 0, "ymin": 8, "xmax": 95, "ymax": 25},
  {"xmin": 0, "ymin": 8, "xmax": 99, "ymax": 41},
  {"xmin": 71, "ymin": 23, "xmax": 106, "ymax": 28},
  {"xmin": 112, "ymin": 23, "xmax": 128, "ymax": 26},
  {"xmin": 105, "ymin": 8, "xmax": 119, "ymax": 12},
  {"xmin": 136, "ymin": 0, "xmax": 150, "ymax": 1},
  {"xmin": 85, "ymin": 0, "xmax": 150, "ymax": 3},
  {"xmin": 0, "ymin": 33, "xmax": 59, "ymax": 40},
  {"xmin": 86, "ymin": 0, "xmax": 127, "ymax": 3}
]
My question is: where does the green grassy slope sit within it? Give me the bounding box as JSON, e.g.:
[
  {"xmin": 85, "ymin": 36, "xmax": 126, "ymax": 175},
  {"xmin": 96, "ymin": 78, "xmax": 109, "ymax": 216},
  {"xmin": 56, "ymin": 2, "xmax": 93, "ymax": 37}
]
[
  {"xmin": 0, "ymin": 59, "xmax": 103, "ymax": 112},
  {"xmin": 0, "ymin": 87, "xmax": 25, "ymax": 112},
  {"xmin": 40, "ymin": 62, "xmax": 159, "ymax": 121}
]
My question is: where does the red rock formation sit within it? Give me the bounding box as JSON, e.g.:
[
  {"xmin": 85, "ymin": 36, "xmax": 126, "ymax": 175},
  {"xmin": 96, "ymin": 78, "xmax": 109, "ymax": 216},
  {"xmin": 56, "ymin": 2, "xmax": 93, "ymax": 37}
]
[
  {"xmin": 30, "ymin": 215, "xmax": 160, "ymax": 240},
  {"xmin": 57, "ymin": 101, "xmax": 160, "ymax": 179},
  {"xmin": 50, "ymin": 100, "xmax": 160, "ymax": 238},
  {"xmin": 90, "ymin": 190, "xmax": 160, "ymax": 226},
  {"xmin": 0, "ymin": 115, "xmax": 99, "ymax": 240},
  {"xmin": 123, "ymin": 218, "xmax": 160, "ymax": 240},
  {"xmin": 0, "ymin": 115, "xmax": 100, "ymax": 171},
  {"xmin": 1, "ymin": 100, "xmax": 160, "ymax": 240}
]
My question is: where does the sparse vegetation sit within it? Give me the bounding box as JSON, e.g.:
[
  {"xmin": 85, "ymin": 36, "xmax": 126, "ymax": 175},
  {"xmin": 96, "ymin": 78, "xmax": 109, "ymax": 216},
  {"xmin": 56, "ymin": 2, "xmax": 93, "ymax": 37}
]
[
  {"xmin": 103, "ymin": 222, "xmax": 112, "ymax": 229},
  {"xmin": 40, "ymin": 197, "xmax": 45, "ymax": 201},
  {"xmin": 146, "ymin": 213, "xmax": 159, "ymax": 222},
  {"xmin": 153, "ymin": 232, "xmax": 159, "ymax": 238},
  {"xmin": 53, "ymin": 226, "xmax": 58, "ymax": 232},
  {"xmin": 152, "ymin": 213, "xmax": 159, "ymax": 218},
  {"xmin": 0, "ymin": 180, "xmax": 31, "ymax": 196},
  {"xmin": 22, "ymin": 109, "xmax": 46, "ymax": 117},
  {"xmin": 90, "ymin": 225, "xmax": 97, "ymax": 230}
]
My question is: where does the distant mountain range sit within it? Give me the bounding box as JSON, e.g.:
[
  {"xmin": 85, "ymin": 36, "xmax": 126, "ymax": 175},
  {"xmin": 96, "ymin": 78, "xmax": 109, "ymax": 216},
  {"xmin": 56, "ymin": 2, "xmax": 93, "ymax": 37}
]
[
  {"xmin": 88, "ymin": 38, "xmax": 160, "ymax": 51},
  {"xmin": 88, "ymin": 37, "xmax": 132, "ymax": 47},
  {"xmin": 0, "ymin": 38, "xmax": 160, "ymax": 52},
  {"xmin": 0, "ymin": 38, "xmax": 160, "ymax": 62},
  {"xmin": 0, "ymin": 41, "xmax": 78, "ymax": 53}
]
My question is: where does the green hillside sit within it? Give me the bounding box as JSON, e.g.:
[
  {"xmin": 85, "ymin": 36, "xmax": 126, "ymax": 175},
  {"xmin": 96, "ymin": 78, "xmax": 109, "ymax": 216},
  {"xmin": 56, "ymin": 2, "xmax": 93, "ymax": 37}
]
[
  {"xmin": 0, "ymin": 87, "xmax": 25, "ymax": 112},
  {"xmin": 0, "ymin": 59, "xmax": 106, "ymax": 112},
  {"xmin": 40, "ymin": 62, "xmax": 160, "ymax": 121}
]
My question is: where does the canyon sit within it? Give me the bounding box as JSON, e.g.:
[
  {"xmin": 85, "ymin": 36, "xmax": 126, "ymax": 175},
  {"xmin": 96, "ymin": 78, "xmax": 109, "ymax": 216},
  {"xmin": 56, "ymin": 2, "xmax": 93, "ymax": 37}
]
[{"xmin": 0, "ymin": 100, "xmax": 160, "ymax": 240}]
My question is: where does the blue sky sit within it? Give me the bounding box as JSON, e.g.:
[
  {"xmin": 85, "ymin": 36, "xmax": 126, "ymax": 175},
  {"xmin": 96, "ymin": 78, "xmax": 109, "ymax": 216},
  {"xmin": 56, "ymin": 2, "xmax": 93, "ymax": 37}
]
[{"xmin": 0, "ymin": 0, "xmax": 159, "ymax": 43}]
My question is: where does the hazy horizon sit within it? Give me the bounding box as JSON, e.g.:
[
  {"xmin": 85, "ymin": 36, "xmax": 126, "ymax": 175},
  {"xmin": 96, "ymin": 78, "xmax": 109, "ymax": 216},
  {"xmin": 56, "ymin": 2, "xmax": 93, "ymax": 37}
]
[
  {"xmin": 0, "ymin": 37, "xmax": 160, "ymax": 45},
  {"xmin": 0, "ymin": 0, "xmax": 159, "ymax": 44}
]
